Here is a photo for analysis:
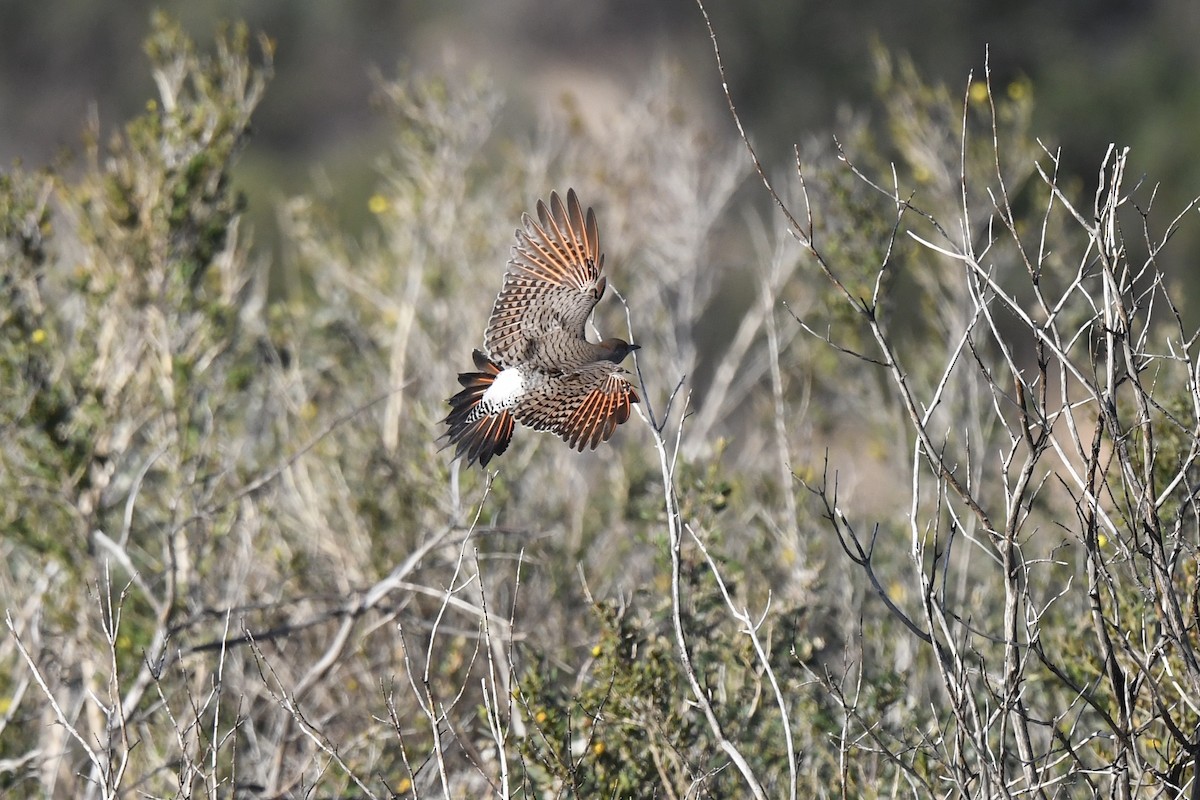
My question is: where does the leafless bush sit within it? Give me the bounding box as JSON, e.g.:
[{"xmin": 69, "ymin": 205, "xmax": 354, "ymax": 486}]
[{"xmin": 698, "ymin": 0, "xmax": 1200, "ymax": 788}]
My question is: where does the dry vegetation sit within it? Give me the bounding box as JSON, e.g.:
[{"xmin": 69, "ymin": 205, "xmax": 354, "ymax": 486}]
[{"xmin": 3, "ymin": 10, "xmax": 1200, "ymax": 799}]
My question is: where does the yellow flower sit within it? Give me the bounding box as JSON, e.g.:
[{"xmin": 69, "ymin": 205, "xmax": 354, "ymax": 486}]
[
  {"xmin": 368, "ymin": 193, "xmax": 390, "ymax": 215},
  {"xmin": 30, "ymin": 328, "xmax": 47, "ymax": 344},
  {"xmin": 1007, "ymin": 80, "xmax": 1029, "ymax": 102},
  {"xmin": 535, "ymin": 710, "xmax": 548, "ymax": 724},
  {"xmin": 592, "ymin": 741, "xmax": 606, "ymax": 756},
  {"xmin": 591, "ymin": 644, "xmax": 602, "ymax": 657},
  {"xmin": 395, "ymin": 777, "xmax": 412, "ymax": 793},
  {"xmin": 1097, "ymin": 532, "xmax": 1109, "ymax": 548},
  {"xmin": 969, "ymin": 81, "xmax": 989, "ymax": 105}
]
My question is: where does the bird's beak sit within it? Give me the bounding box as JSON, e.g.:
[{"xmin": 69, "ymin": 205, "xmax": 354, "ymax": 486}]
[{"xmin": 629, "ymin": 343, "xmax": 642, "ymax": 352}]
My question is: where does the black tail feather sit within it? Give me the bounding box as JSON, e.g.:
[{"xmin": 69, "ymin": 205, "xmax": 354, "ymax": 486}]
[{"xmin": 441, "ymin": 350, "xmax": 515, "ymax": 468}]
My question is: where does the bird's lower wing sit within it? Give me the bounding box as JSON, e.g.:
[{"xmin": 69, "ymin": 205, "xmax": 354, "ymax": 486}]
[{"xmin": 515, "ymin": 366, "xmax": 639, "ymax": 451}]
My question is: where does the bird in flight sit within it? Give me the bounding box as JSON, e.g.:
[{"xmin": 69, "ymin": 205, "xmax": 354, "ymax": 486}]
[{"xmin": 442, "ymin": 189, "xmax": 640, "ymax": 467}]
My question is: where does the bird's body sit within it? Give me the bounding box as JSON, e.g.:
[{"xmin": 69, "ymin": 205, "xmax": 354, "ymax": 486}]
[{"xmin": 442, "ymin": 190, "xmax": 639, "ymax": 467}]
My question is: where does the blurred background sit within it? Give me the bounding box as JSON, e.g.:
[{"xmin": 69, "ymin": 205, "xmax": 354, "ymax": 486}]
[{"xmin": 5, "ymin": 0, "xmax": 1200, "ymax": 268}]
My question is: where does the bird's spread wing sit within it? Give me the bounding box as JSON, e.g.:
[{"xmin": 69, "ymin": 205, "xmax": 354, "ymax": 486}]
[
  {"xmin": 485, "ymin": 189, "xmax": 607, "ymax": 368},
  {"xmin": 514, "ymin": 363, "xmax": 639, "ymax": 451}
]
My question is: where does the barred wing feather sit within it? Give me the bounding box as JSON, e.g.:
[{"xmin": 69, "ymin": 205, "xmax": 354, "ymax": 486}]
[
  {"xmin": 485, "ymin": 189, "xmax": 607, "ymax": 368},
  {"xmin": 515, "ymin": 364, "xmax": 638, "ymax": 451}
]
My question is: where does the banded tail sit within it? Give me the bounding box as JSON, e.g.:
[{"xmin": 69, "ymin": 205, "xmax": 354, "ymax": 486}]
[{"xmin": 442, "ymin": 350, "xmax": 516, "ymax": 468}]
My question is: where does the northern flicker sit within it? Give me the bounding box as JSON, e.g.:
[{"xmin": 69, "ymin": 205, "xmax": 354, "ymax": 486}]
[{"xmin": 442, "ymin": 189, "xmax": 640, "ymax": 467}]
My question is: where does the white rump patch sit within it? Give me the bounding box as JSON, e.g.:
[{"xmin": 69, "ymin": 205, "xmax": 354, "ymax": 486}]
[{"xmin": 482, "ymin": 368, "xmax": 524, "ymax": 409}]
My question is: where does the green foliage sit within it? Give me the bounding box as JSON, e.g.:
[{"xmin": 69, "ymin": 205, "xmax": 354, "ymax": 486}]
[
  {"xmin": 513, "ymin": 565, "xmax": 816, "ymax": 798},
  {"xmin": 1, "ymin": 13, "xmax": 280, "ymax": 793},
  {"xmin": 514, "ymin": 609, "xmax": 694, "ymax": 796},
  {"xmin": 1, "ymin": 13, "xmax": 274, "ymax": 571}
]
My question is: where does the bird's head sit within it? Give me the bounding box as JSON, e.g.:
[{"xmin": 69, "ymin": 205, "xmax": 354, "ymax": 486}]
[{"xmin": 597, "ymin": 338, "xmax": 641, "ymax": 363}]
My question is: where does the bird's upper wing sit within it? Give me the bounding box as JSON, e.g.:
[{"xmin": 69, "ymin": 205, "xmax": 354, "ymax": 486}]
[
  {"xmin": 485, "ymin": 189, "xmax": 607, "ymax": 368},
  {"xmin": 514, "ymin": 363, "xmax": 639, "ymax": 451}
]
